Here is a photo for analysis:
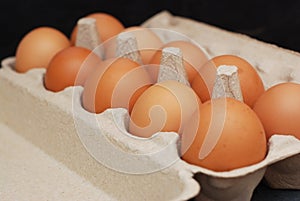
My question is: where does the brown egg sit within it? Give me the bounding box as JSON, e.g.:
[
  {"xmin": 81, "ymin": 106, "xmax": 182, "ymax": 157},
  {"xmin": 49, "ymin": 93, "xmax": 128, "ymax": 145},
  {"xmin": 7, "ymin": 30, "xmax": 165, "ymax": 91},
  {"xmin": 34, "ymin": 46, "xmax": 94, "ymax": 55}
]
[
  {"xmin": 181, "ymin": 98, "xmax": 267, "ymax": 171},
  {"xmin": 15, "ymin": 27, "xmax": 70, "ymax": 73},
  {"xmin": 71, "ymin": 12, "xmax": 125, "ymax": 44},
  {"xmin": 44, "ymin": 46, "xmax": 101, "ymax": 92},
  {"xmin": 82, "ymin": 58, "xmax": 152, "ymax": 113},
  {"xmin": 129, "ymin": 80, "xmax": 201, "ymax": 138},
  {"xmin": 150, "ymin": 41, "xmax": 209, "ymax": 83},
  {"xmin": 192, "ymin": 55, "xmax": 265, "ymax": 107},
  {"xmin": 253, "ymin": 82, "xmax": 300, "ymax": 140}
]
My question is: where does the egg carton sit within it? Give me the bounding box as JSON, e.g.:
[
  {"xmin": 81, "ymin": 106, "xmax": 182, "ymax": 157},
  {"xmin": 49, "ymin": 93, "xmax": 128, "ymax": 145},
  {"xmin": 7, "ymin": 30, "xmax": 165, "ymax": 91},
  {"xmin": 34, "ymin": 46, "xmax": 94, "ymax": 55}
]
[{"xmin": 0, "ymin": 11, "xmax": 299, "ymax": 201}]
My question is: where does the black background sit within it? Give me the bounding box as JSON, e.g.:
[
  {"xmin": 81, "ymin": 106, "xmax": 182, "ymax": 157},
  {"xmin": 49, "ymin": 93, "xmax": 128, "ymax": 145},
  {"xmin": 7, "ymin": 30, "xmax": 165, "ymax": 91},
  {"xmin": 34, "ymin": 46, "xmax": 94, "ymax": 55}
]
[
  {"xmin": 1, "ymin": 0, "xmax": 300, "ymax": 61},
  {"xmin": 1, "ymin": 0, "xmax": 300, "ymax": 200}
]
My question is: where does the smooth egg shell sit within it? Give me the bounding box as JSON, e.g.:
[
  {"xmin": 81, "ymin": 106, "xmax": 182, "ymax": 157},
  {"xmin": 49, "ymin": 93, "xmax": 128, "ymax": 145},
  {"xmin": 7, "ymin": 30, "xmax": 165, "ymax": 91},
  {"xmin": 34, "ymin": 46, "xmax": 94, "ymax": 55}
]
[
  {"xmin": 15, "ymin": 27, "xmax": 70, "ymax": 73},
  {"xmin": 129, "ymin": 80, "xmax": 201, "ymax": 138},
  {"xmin": 182, "ymin": 98, "xmax": 267, "ymax": 172}
]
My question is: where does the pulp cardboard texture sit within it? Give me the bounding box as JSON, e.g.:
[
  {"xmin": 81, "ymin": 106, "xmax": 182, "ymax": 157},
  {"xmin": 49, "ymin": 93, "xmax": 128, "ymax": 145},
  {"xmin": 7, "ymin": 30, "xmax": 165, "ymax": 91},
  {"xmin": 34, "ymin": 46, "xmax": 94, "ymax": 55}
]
[
  {"xmin": 0, "ymin": 11, "xmax": 300, "ymax": 201},
  {"xmin": 0, "ymin": 123, "xmax": 113, "ymax": 201}
]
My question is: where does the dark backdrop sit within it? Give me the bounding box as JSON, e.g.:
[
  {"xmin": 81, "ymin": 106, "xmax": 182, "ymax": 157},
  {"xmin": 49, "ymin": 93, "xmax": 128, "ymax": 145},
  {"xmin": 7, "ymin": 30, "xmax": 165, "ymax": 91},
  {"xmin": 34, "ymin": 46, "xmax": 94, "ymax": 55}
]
[{"xmin": 1, "ymin": 0, "xmax": 300, "ymax": 61}]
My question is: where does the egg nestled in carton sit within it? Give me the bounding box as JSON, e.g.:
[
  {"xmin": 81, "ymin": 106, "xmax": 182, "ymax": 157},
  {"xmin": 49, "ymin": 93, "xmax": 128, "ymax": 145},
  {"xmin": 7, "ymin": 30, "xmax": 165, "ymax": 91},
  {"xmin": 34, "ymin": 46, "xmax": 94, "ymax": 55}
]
[{"xmin": 1, "ymin": 11, "xmax": 300, "ymax": 201}]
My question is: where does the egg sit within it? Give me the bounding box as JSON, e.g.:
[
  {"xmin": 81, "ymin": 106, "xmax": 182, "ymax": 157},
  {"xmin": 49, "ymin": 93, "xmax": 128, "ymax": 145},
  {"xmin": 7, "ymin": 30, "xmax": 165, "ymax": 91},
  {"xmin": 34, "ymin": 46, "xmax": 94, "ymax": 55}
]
[
  {"xmin": 71, "ymin": 12, "xmax": 125, "ymax": 44},
  {"xmin": 253, "ymin": 82, "xmax": 300, "ymax": 140},
  {"xmin": 44, "ymin": 46, "xmax": 102, "ymax": 92},
  {"xmin": 181, "ymin": 97, "xmax": 267, "ymax": 171},
  {"xmin": 129, "ymin": 80, "xmax": 201, "ymax": 138},
  {"xmin": 192, "ymin": 55, "xmax": 265, "ymax": 107},
  {"xmin": 82, "ymin": 58, "xmax": 152, "ymax": 113},
  {"xmin": 15, "ymin": 27, "xmax": 70, "ymax": 73},
  {"xmin": 150, "ymin": 41, "xmax": 209, "ymax": 83},
  {"xmin": 105, "ymin": 26, "xmax": 163, "ymax": 64}
]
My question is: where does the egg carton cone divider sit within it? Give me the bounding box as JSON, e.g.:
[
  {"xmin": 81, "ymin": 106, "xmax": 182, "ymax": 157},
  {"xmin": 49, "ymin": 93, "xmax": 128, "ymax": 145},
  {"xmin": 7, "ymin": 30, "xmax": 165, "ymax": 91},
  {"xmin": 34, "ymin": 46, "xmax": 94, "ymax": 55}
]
[
  {"xmin": 76, "ymin": 17, "xmax": 101, "ymax": 51},
  {"xmin": 115, "ymin": 32, "xmax": 143, "ymax": 64},
  {"xmin": 158, "ymin": 47, "xmax": 190, "ymax": 85}
]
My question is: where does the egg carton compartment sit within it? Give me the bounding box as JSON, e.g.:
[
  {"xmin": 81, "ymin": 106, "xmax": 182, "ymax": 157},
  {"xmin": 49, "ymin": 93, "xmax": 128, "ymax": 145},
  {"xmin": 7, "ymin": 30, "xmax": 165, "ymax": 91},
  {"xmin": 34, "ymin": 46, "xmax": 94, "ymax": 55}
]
[{"xmin": 1, "ymin": 11, "xmax": 300, "ymax": 201}]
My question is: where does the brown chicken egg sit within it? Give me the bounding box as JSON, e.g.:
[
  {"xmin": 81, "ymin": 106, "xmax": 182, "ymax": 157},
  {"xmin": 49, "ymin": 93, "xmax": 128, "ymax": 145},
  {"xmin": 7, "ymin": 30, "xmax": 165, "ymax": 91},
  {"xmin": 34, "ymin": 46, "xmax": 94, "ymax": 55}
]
[
  {"xmin": 192, "ymin": 55, "xmax": 265, "ymax": 107},
  {"xmin": 82, "ymin": 57, "xmax": 152, "ymax": 114},
  {"xmin": 253, "ymin": 82, "xmax": 300, "ymax": 140},
  {"xmin": 150, "ymin": 40, "xmax": 209, "ymax": 83},
  {"xmin": 15, "ymin": 27, "xmax": 70, "ymax": 73},
  {"xmin": 71, "ymin": 12, "xmax": 125, "ymax": 44},
  {"xmin": 129, "ymin": 80, "xmax": 201, "ymax": 138},
  {"xmin": 44, "ymin": 46, "xmax": 101, "ymax": 92},
  {"xmin": 181, "ymin": 97, "xmax": 267, "ymax": 171}
]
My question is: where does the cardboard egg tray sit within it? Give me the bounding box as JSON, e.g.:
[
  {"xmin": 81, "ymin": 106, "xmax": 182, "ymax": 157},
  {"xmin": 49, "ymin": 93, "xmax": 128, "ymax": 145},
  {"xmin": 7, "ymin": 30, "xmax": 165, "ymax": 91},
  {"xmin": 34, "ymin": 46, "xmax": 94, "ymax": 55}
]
[{"xmin": 1, "ymin": 11, "xmax": 300, "ymax": 201}]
